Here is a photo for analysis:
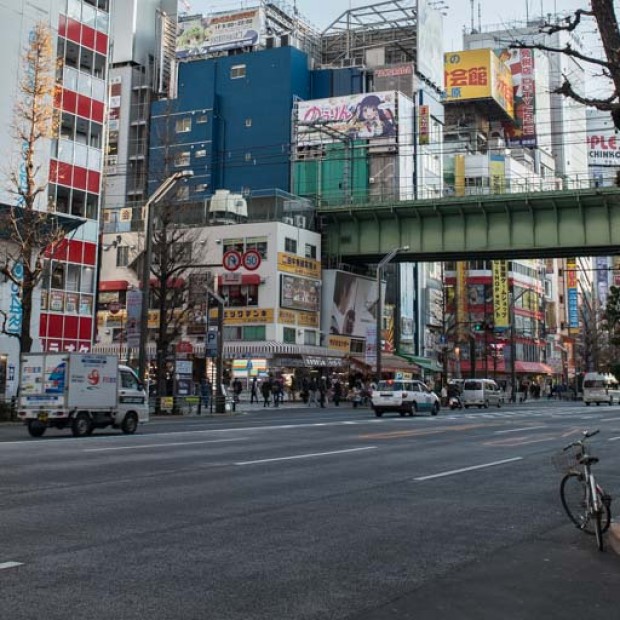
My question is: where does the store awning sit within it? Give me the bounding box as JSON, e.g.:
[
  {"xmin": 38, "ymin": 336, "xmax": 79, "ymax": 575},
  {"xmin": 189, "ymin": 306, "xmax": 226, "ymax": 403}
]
[
  {"xmin": 99, "ymin": 279, "xmax": 129, "ymax": 292},
  {"xmin": 348, "ymin": 354, "xmax": 421, "ymax": 374},
  {"xmin": 397, "ymin": 352, "xmax": 442, "ymax": 373},
  {"xmin": 515, "ymin": 361, "xmax": 553, "ymax": 375}
]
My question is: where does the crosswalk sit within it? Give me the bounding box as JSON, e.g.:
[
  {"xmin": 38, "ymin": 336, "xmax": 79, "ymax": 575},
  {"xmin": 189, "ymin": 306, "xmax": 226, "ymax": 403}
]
[{"xmin": 440, "ymin": 405, "xmax": 620, "ymax": 421}]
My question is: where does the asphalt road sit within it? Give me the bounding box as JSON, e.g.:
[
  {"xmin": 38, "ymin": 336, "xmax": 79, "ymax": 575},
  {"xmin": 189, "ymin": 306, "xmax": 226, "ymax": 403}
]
[{"xmin": 1, "ymin": 399, "xmax": 619, "ymax": 619}]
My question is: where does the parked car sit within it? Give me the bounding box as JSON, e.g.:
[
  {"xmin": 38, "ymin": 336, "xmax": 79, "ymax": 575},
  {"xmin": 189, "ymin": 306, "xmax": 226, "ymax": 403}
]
[
  {"xmin": 371, "ymin": 380, "xmax": 440, "ymax": 417},
  {"xmin": 462, "ymin": 378, "xmax": 503, "ymax": 409}
]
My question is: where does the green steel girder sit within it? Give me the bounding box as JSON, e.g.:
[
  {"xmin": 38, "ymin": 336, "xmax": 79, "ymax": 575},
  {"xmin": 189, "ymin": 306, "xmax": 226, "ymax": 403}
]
[{"xmin": 318, "ymin": 187, "xmax": 620, "ymax": 263}]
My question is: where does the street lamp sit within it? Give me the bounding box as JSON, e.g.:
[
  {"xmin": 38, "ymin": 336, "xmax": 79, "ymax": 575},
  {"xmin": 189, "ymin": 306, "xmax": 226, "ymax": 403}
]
[
  {"xmin": 376, "ymin": 246, "xmax": 409, "ymax": 381},
  {"xmin": 137, "ymin": 170, "xmax": 194, "ymax": 383}
]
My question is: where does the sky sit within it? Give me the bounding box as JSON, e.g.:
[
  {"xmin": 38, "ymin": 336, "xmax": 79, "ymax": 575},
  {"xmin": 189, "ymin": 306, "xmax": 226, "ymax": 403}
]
[{"xmin": 188, "ymin": 0, "xmax": 588, "ymax": 52}]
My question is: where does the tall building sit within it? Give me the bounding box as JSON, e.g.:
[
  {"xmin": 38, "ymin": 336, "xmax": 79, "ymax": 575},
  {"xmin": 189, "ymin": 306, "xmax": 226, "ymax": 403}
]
[{"xmin": 0, "ymin": 0, "xmax": 111, "ymax": 393}]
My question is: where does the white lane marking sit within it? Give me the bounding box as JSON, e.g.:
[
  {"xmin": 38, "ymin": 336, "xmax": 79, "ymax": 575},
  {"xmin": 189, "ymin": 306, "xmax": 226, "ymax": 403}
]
[
  {"xmin": 83, "ymin": 438, "xmax": 245, "ymax": 453},
  {"xmin": 495, "ymin": 425, "xmax": 547, "ymax": 435},
  {"xmin": 608, "ymin": 436, "xmax": 620, "ymax": 442},
  {"xmin": 414, "ymin": 457, "xmax": 523, "ymax": 482},
  {"xmin": 0, "ymin": 562, "xmax": 24, "ymax": 571},
  {"xmin": 599, "ymin": 418, "xmax": 619, "ymax": 422},
  {"xmin": 235, "ymin": 446, "xmax": 377, "ymax": 466}
]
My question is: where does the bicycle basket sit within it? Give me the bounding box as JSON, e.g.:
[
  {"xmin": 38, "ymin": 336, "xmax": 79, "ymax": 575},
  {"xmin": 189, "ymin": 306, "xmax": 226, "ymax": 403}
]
[{"xmin": 551, "ymin": 446, "xmax": 582, "ymax": 474}]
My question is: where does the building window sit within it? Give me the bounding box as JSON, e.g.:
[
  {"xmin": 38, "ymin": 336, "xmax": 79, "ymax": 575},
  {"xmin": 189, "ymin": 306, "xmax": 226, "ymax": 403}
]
[
  {"xmin": 285, "ymin": 238, "xmax": 297, "ymax": 254},
  {"xmin": 176, "ymin": 185, "xmax": 189, "ymax": 200},
  {"xmin": 231, "ymin": 64, "xmax": 246, "ymax": 79},
  {"xmin": 195, "ymin": 149, "xmax": 207, "ymax": 158},
  {"xmin": 224, "ymin": 284, "xmax": 259, "ymax": 307},
  {"xmin": 195, "ymin": 184, "xmax": 209, "ymax": 193},
  {"xmin": 116, "ymin": 246, "xmax": 129, "ymax": 267},
  {"xmin": 244, "ymin": 325, "xmax": 265, "ymax": 341},
  {"xmin": 303, "ymin": 330, "xmax": 316, "ymax": 346},
  {"xmin": 175, "ymin": 117, "xmax": 191, "ymax": 133},
  {"xmin": 197, "ymin": 114, "xmax": 208, "ymax": 124},
  {"xmin": 174, "ymin": 151, "xmax": 191, "ymax": 167},
  {"xmin": 305, "ymin": 244, "xmax": 316, "ymax": 259},
  {"xmin": 283, "ymin": 327, "xmax": 296, "ymax": 344},
  {"xmin": 224, "ymin": 326, "xmax": 243, "ymax": 340},
  {"xmin": 245, "ymin": 118, "xmax": 252, "ymax": 127},
  {"xmin": 245, "ymin": 237, "xmax": 268, "ymax": 259},
  {"xmin": 245, "ymin": 152, "xmax": 252, "ymax": 162}
]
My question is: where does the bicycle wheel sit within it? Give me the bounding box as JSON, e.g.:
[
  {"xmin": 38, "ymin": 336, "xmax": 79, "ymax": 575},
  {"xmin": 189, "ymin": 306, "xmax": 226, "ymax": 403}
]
[{"xmin": 560, "ymin": 474, "xmax": 611, "ymax": 535}]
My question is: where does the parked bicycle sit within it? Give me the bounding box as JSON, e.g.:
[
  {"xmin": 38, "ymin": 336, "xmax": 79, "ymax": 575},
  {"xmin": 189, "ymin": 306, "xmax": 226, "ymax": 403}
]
[{"xmin": 553, "ymin": 429, "xmax": 612, "ymax": 551}]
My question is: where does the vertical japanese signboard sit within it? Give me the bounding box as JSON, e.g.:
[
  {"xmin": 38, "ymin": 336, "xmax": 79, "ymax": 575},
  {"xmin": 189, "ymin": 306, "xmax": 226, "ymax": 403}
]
[
  {"xmin": 492, "ymin": 260, "xmax": 509, "ymax": 330},
  {"xmin": 566, "ymin": 258, "xmax": 579, "ymax": 334},
  {"xmin": 125, "ymin": 290, "xmax": 142, "ymax": 348}
]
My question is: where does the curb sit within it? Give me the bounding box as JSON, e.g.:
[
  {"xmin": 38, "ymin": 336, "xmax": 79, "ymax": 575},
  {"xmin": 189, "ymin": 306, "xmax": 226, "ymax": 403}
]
[{"xmin": 609, "ymin": 522, "xmax": 620, "ymax": 556}]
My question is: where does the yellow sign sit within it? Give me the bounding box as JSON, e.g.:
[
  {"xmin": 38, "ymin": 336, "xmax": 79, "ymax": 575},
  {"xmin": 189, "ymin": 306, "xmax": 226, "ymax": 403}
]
[
  {"xmin": 444, "ymin": 49, "xmax": 514, "ymax": 118},
  {"xmin": 277, "ymin": 252, "xmax": 321, "ymax": 279},
  {"xmin": 209, "ymin": 308, "xmax": 274, "ymax": 325},
  {"xmin": 492, "ymin": 260, "xmax": 509, "ymax": 329},
  {"xmin": 454, "ymin": 154, "xmax": 465, "ymax": 197},
  {"xmin": 278, "ymin": 309, "xmax": 297, "ymax": 325},
  {"xmin": 456, "ymin": 261, "xmax": 468, "ymax": 339},
  {"xmin": 298, "ymin": 312, "xmax": 319, "ymax": 328},
  {"xmin": 328, "ymin": 335, "xmax": 351, "ymax": 352},
  {"xmin": 489, "ymin": 154, "xmax": 506, "ymax": 194}
]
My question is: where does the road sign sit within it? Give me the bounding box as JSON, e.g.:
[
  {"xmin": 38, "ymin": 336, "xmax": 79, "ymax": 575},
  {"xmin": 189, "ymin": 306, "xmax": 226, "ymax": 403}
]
[
  {"xmin": 242, "ymin": 250, "xmax": 262, "ymax": 271},
  {"xmin": 223, "ymin": 250, "xmax": 242, "ymax": 271},
  {"xmin": 206, "ymin": 329, "xmax": 218, "ymax": 357},
  {"xmin": 176, "ymin": 341, "xmax": 194, "ymax": 354}
]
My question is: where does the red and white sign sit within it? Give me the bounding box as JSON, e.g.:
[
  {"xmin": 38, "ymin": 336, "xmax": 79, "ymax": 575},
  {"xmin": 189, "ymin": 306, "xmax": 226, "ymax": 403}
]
[
  {"xmin": 176, "ymin": 341, "xmax": 194, "ymax": 354},
  {"xmin": 242, "ymin": 250, "xmax": 262, "ymax": 271},
  {"xmin": 223, "ymin": 250, "xmax": 242, "ymax": 272},
  {"xmin": 221, "ymin": 272, "xmax": 243, "ymax": 285}
]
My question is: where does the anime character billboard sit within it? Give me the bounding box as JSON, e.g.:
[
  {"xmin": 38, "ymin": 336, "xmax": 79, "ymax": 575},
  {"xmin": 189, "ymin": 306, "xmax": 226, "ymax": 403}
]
[{"xmin": 297, "ymin": 92, "xmax": 398, "ymax": 146}]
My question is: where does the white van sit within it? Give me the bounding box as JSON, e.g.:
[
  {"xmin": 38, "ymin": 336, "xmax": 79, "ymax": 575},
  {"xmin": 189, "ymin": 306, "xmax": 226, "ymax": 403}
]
[
  {"xmin": 371, "ymin": 380, "xmax": 440, "ymax": 417},
  {"xmin": 582, "ymin": 372, "xmax": 620, "ymax": 406},
  {"xmin": 462, "ymin": 378, "xmax": 503, "ymax": 409}
]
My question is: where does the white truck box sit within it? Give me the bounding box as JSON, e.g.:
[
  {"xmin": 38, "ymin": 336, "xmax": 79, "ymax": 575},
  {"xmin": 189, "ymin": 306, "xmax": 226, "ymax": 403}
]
[{"xmin": 18, "ymin": 353, "xmax": 148, "ymax": 438}]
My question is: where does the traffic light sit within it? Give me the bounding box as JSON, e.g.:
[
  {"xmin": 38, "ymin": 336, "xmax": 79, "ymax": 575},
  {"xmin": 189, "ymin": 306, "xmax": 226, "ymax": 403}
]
[{"xmin": 473, "ymin": 320, "xmax": 494, "ymax": 332}]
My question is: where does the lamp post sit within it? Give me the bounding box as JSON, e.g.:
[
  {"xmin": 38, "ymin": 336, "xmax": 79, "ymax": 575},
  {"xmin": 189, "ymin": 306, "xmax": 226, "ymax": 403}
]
[
  {"xmin": 137, "ymin": 170, "xmax": 194, "ymax": 383},
  {"xmin": 376, "ymin": 246, "xmax": 409, "ymax": 380}
]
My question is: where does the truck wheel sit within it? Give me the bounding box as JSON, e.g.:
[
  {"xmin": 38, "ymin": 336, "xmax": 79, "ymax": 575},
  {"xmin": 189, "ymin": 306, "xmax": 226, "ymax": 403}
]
[
  {"xmin": 121, "ymin": 412, "xmax": 139, "ymax": 434},
  {"xmin": 27, "ymin": 420, "xmax": 46, "ymax": 438},
  {"xmin": 71, "ymin": 413, "xmax": 93, "ymax": 438}
]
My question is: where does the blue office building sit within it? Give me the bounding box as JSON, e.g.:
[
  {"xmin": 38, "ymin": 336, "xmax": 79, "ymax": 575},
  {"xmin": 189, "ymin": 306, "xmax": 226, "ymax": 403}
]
[{"xmin": 148, "ymin": 45, "xmax": 364, "ymax": 200}]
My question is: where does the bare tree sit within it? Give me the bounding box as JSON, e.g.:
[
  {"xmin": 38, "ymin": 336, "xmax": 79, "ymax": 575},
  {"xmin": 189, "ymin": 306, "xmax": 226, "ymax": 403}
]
[
  {"xmin": 149, "ymin": 205, "xmax": 198, "ymax": 401},
  {"xmin": 0, "ymin": 22, "xmax": 68, "ymax": 353},
  {"xmin": 512, "ymin": 1, "xmax": 620, "ymax": 129}
]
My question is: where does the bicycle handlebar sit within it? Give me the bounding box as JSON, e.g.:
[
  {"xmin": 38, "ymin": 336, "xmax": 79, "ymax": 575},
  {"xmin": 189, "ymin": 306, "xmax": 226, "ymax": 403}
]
[{"xmin": 563, "ymin": 429, "xmax": 599, "ymax": 451}]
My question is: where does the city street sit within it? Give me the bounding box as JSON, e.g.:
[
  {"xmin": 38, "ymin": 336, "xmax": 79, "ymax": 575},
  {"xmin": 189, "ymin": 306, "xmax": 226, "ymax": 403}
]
[{"xmin": 1, "ymin": 399, "xmax": 619, "ymax": 619}]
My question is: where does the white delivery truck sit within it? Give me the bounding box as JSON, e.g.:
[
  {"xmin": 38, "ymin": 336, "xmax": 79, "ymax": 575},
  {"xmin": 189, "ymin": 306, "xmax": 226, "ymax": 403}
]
[{"xmin": 18, "ymin": 353, "xmax": 149, "ymax": 438}]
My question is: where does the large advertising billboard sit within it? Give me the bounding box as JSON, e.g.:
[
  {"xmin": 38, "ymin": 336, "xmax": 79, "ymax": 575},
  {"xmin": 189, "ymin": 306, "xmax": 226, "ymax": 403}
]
[
  {"xmin": 296, "ymin": 92, "xmax": 398, "ymax": 146},
  {"xmin": 176, "ymin": 9, "xmax": 263, "ymax": 58},
  {"xmin": 280, "ymin": 275, "xmax": 321, "ymax": 313},
  {"xmin": 321, "ymin": 271, "xmax": 381, "ymax": 340},
  {"xmin": 444, "ymin": 49, "xmax": 514, "ymax": 119},
  {"xmin": 496, "ymin": 48, "xmax": 537, "ymax": 147},
  {"xmin": 416, "ymin": 0, "xmax": 444, "ymax": 90},
  {"xmin": 566, "ymin": 258, "xmax": 579, "ymax": 334}
]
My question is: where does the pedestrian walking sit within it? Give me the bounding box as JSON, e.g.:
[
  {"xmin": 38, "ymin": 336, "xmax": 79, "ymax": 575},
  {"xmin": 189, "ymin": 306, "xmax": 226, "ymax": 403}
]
[
  {"xmin": 233, "ymin": 378, "xmax": 242, "ymax": 404},
  {"xmin": 250, "ymin": 377, "xmax": 258, "ymax": 404},
  {"xmin": 318, "ymin": 377, "xmax": 327, "ymax": 408},
  {"xmin": 333, "ymin": 379, "xmax": 342, "ymax": 407},
  {"xmin": 261, "ymin": 378, "xmax": 272, "ymax": 407},
  {"xmin": 308, "ymin": 378, "xmax": 318, "ymax": 406}
]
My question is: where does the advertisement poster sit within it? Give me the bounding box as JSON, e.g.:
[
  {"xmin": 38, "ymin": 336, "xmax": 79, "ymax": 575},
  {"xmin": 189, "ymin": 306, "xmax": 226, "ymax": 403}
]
[
  {"xmin": 596, "ymin": 256, "xmax": 609, "ymax": 304},
  {"xmin": 297, "ymin": 92, "xmax": 398, "ymax": 146},
  {"xmin": 489, "ymin": 154, "xmax": 506, "ymax": 194},
  {"xmin": 177, "ymin": 9, "xmax": 263, "ymax": 58},
  {"xmin": 416, "ymin": 0, "xmax": 444, "ymax": 89},
  {"xmin": 496, "ymin": 48, "xmax": 537, "ymax": 147},
  {"xmin": 328, "ymin": 271, "xmax": 380, "ymax": 339},
  {"xmin": 280, "ymin": 275, "xmax": 320, "ymax": 313}
]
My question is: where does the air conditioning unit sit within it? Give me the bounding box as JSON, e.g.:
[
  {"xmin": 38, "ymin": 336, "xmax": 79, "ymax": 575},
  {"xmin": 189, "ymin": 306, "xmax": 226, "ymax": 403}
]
[
  {"xmin": 294, "ymin": 215, "xmax": 307, "ymax": 228},
  {"xmin": 283, "ymin": 217, "xmax": 294, "ymax": 225},
  {"xmin": 369, "ymin": 177, "xmax": 376, "ymax": 185}
]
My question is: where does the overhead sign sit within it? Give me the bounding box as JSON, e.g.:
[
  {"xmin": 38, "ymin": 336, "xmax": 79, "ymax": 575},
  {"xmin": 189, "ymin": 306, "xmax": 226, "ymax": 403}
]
[
  {"xmin": 125, "ymin": 290, "xmax": 142, "ymax": 348},
  {"xmin": 416, "ymin": 0, "xmax": 444, "ymax": 89},
  {"xmin": 206, "ymin": 329, "xmax": 218, "ymax": 357},
  {"xmin": 277, "ymin": 252, "xmax": 321, "ymax": 278},
  {"xmin": 492, "ymin": 260, "xmax": 509, "ymax": 330},
  {"xmin": 223, "ymin": 250, "xmax": 242, "ymax": 272}
]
